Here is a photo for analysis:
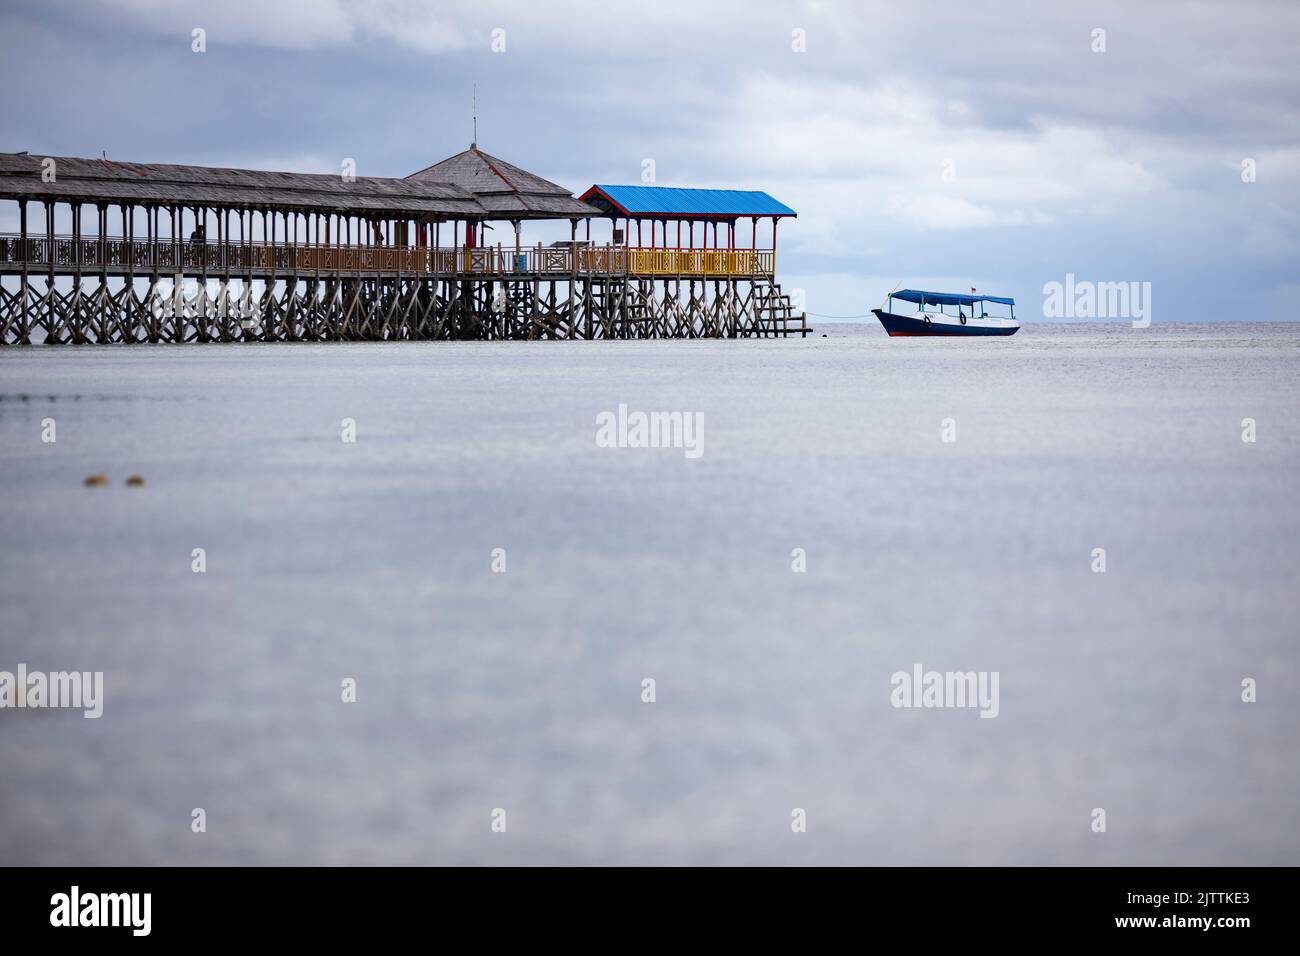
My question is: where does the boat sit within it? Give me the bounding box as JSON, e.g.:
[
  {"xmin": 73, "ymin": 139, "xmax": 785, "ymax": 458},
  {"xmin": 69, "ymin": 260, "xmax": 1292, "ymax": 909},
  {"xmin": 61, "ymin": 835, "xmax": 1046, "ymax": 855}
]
[{"xmin": 873, "ymin": 289, "xmax": 1019, "ymax": 336}]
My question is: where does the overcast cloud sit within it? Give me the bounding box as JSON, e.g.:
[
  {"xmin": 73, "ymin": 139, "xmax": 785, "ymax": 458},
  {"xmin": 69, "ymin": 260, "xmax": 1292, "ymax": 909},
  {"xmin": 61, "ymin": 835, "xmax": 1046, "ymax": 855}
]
[{"xmin": 1, "ymin": 0, "xmax": 1296, "ymax": 320}]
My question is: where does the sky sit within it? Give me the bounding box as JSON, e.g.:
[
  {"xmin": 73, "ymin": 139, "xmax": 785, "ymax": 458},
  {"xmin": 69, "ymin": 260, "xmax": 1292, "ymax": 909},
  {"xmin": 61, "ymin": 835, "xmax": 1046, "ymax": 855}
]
[{"xmin": 1, "ymin": 0, "xmax": 1297, "ymax": 322}]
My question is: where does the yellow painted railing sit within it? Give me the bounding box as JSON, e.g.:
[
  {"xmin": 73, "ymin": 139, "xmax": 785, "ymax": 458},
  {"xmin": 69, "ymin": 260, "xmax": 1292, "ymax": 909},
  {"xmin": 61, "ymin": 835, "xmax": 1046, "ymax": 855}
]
[{"xmin": 626, "ymin": 248, "xmax": 772, "ymax": 276}]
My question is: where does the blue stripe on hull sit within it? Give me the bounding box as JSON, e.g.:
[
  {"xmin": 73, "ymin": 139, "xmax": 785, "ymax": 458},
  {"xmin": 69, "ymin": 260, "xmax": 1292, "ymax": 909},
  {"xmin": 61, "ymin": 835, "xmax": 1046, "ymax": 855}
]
[{"xmin": 872, "ymin": 309, "xmax": 1018, "ymax": 336}]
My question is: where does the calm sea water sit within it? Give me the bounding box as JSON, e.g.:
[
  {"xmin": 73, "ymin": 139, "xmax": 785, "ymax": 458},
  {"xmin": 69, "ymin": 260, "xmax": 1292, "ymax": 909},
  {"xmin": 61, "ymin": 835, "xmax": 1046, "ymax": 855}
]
[{"xmin": 1, "ymin": 322, "xmax": 1297, "ymax": 865}]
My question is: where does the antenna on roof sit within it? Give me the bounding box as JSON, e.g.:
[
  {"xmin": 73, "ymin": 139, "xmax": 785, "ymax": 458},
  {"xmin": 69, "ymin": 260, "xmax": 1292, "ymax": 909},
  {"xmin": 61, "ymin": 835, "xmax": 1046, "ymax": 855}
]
[{"xmin": 472, "ymin": 84, "xmax": 477, "ymax": 149}]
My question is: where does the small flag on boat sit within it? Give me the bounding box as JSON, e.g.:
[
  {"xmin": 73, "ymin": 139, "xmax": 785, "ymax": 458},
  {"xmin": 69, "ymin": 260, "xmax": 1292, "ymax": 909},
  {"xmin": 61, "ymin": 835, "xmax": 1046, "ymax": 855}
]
[{"xmin": 971, "ymin": 287, "xmax": 976, "ymax": 293}]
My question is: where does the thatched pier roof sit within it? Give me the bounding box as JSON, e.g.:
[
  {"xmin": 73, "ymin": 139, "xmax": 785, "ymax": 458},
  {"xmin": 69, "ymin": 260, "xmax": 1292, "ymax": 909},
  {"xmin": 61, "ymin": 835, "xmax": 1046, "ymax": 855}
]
[
  {"xmin": 0, "ymin": 147, "xmax": 600, "ymax": 221},
  {"xmin": 406, "ymin": 144, "xmax": 597, "ymax": 219}
]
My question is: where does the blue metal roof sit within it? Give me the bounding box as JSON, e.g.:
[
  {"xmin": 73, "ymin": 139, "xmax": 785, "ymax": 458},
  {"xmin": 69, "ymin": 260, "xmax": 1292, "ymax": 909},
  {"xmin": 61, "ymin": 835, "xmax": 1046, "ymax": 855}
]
[
  {"xmin": 893, "ymin": 289, "xmax": 1015, "ymax": 307},
  {"xmin": 581, "ymin": 184, "xmax": 796, "ymax": 218}
]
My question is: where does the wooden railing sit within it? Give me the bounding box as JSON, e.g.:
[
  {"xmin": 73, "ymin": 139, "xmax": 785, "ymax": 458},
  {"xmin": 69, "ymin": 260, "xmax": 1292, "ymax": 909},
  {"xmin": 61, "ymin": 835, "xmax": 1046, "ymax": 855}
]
[{"xmin": 0, "ymin": 236, "xmax": 776, "ymax": 278}]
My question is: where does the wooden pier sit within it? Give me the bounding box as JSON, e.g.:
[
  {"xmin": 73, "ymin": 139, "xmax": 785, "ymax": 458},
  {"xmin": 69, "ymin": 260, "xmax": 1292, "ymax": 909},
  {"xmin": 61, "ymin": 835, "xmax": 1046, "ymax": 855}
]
[{"xmin": 0, "ymin": 147, "xmax": 809, "ymax": 344}]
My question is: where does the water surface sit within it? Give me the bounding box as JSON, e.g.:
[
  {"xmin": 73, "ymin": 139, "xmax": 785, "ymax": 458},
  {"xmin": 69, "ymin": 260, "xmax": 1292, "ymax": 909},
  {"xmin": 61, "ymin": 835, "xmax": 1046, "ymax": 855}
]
[{"xmin": 1, "ymin": 322, "xmax": 1297, "ymax": 864}]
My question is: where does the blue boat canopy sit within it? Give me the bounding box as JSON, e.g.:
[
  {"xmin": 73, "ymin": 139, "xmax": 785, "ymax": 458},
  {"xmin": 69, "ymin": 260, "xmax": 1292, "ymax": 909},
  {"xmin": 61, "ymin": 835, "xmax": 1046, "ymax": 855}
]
[
  {"xmin": 580, "ymin": 184, "xmax": 796, "ymax": 219},
  {"xmin": 892, "ymin": 289, "xmax": 1014, "ymax": 307}
]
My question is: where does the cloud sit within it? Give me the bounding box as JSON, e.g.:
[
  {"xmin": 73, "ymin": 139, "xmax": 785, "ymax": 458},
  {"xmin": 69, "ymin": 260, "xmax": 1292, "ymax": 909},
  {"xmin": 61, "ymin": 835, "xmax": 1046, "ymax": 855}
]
[
  {"xmin": 98, "ymin": 0, "xmax": 355, "ymax": 49},
  {"xmin": 6, "ymin": 0, "xmax": 1299, "ymax": 321},
  {"xmin": 886, "ymin": 196, "xmax": 1022, "ymax": 231},
  {"xmin": 1242, "ymin": 217, "xmax": 1300, "ymax": 260},
  {"xmin": 706, "ymin": 75, "xmax": 1166, "ymax": 240}
]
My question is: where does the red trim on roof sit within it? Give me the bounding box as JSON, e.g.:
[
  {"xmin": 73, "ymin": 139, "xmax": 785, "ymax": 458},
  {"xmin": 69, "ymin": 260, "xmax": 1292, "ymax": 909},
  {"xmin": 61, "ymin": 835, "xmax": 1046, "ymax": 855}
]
[
  {"xmin": 579, "ymin": 185, "xmax": 629, "ymax": 216},
  {"xmin": 474, "ymin": 146, "xmax": 517, "ymax": 191}
]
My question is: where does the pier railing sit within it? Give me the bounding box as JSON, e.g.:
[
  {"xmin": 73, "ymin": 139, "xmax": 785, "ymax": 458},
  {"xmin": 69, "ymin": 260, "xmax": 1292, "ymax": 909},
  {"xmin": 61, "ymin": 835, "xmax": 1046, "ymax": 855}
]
[{"xmin": 0, "ymin": 235, "xmax": 776, "ymax": 279}]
